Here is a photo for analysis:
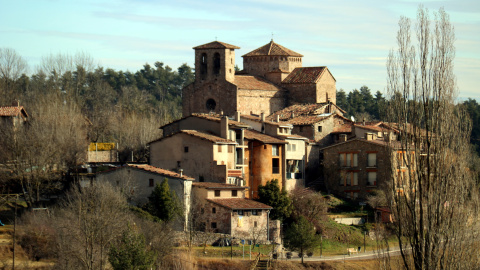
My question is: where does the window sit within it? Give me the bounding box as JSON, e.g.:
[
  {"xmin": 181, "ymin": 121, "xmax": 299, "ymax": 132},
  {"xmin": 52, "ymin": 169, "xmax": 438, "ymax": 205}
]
[
  {"xmin": 149, "ymin": 179, "xmax": 154, "ymax": 187},
  {"xmin": 254, "ymin": 221, "xmax": 258, "ymax": 227},
  {"xmin": 213, "ymin": 53, "xmax": 220, "ymax": 75},
  {"xmin": 238, "ymin": 210, "xmax": 244, "ymax": 216},
  {"xmin": 287, "ymin": 144, "xmax": 291, "ymax": 151},
  {"xmin": 272, "ymin": 145, "xmax": 279, "ymax": 156},
  {"xmin": 287, "ymin": 160, "xmax": 303, "ymax": 179},
  {"xmin": 317, "ymin": 126, "xmax": 322, "ymax": 132},
  {"xmin": 214, "ymin": 190, "xmax": 221, "ymax": 197},
  {"xmin": 228, "ymin": 145, "xmax": 234, "ymax": 153},
  {"xmin": 340, "ymin": 171, "xmax": 358, "ymax": 186},
  {"xmin": 252, "ymin": 209, "xmax": 258, "ymax": 215},
  {"xmin": 206, "ymin": 98, "xmax": 216, "ymax": 111},
  {"xmin": 339, "ymin": 153, "xmax": 358, "ymax": 167},
  {"xmin": 218, "ymin": 145, "xmax": 222, "ymax": 152},
  {"xmin": 299, "ymin": 126, "xmax": 303, "ymax": 132},
  {"xmin": 184, "ymin": 146, "xmax": 189, "ymax": 153},
  {"xmin": 368, "ymin": 171, "xmax": 377, "ymax": 186},
  {"xmin": 212, "ymin": 207, "xmax": 216, "ymax": 214},
  {"xmin": 367, "ymin": 153, "xmax": 377, "ymax": 167},
  {"xmin": 272, "ymin": 158, "xmax": 280, "ymax": 174},
  {"xmin": 211, "ymin": 222, "xmax": 217, "ymax": 229},
  {"xmin": 200, "ymin": 53, "xmax": 207, "ymax": 80},
  {"xmin": 177, "ymin": 161, "xmax": 181, "ymax": 168},
  {"xmin": 232, "ymin": 190, "xmax": 238, "ymax": 197}
]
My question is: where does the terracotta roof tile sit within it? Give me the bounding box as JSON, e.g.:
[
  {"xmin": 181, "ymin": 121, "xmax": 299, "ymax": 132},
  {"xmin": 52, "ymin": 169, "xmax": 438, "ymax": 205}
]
[
  {"xmin": 282, "ymin": 67, "xmax": 327, "ymax": 84},
  {"xmin": 285, "ymin": 115, "xmax": 331, "ymax": 125},
  {"xmin": 0, "ymin": 106, "xmax": 28, "ymax": 117},
  {"xmin": 99, "ymin": 164, "xmax": 194, "ymax": 180},
  {"xmin": 192, "ymin": 182, "xmax": 246, "ymax": 189},
  {"xmin": 267, "ymin": 103, "xmax": 347, "ymax": 121},
  {"xmin": 243, "ymin": 129, "xmax": 286, "ymax": 144},
  {"xmin": 191, "ymin": 113, "xmax": 249, "ymax": 127},
  {"xmin": 180, "ymin": 130, "xmax": 236, "ymax": 144},
  {"xmin": 242, "ymin": 40, "xmax": 303, "ymax": 57},
  {"xmin": 207, "ymin": 198, "xmax": 272, "ymax": 210},
  {"xmin": 193, "ymin": 41, "xmax": 240, "ymax": 50},
  {"xmin": 235, "ymin": 75, "xmax": 283, "ymax": 91},
  {"xmin": 240, "ymin": 114, "xmax": 292, "ymax": 127},
  {"xmin": 332, "ymin": 123, "xmax": 353, "ymax": 133}
]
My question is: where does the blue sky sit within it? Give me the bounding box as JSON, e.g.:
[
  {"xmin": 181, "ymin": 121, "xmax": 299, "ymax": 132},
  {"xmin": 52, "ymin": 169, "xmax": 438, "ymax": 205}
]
[{"xmin": 1, "ymin": 0, "xmax": 479, "ymax": 99}]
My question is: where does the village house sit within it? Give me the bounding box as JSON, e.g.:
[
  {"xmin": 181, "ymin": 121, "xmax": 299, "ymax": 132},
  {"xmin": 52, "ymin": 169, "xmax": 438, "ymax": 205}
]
[
  {"xmin": 149, "ymin": 112, "xmax": 304, "ymax": 197},
  {"xmin": 0, "ymin": 104, "xmax": 28, "ymax": 129},
  {"xmin": 95, "ymin": 164, "xmax": 194, "ymax": 230},
  {"xmin": 191, "ymin": 182, "xmax": 276, "ymax": 242}
]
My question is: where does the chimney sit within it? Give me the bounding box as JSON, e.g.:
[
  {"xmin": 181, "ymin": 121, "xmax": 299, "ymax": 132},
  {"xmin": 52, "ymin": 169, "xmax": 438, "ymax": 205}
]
[
  {"xmin": 179, "ymin": 168, "xmax": 183, "ymax": 177},
  {"xmin": 221, "ymin": 116, "xmax": 228, "ymax": 139},
  {"xmin": 292, "ymin": 112, "xmax": 295, "ymax": 118},
  {"xmin": 235, "ymin": 111, "xmax": 241, "ymax": 121},
  {"xmin": 339, "ymin": 134, "xmax": 347, "ymax": 142},
  {"xmin": 261, "ymin": 112, "xmax": 265, "ymax": 122},
  {"xmin": 276, "ymin": 115, "xmax": 280, "ymax": 122},
  {"xmin": 362, "ymin": 118, "xmax": 365, "ymax": 126}
]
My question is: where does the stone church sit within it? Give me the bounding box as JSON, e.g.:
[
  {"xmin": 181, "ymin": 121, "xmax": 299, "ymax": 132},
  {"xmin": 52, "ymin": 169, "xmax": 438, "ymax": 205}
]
[{"xmin": 182, "ymin": 40, "xmax": 336, "ymax": 117}]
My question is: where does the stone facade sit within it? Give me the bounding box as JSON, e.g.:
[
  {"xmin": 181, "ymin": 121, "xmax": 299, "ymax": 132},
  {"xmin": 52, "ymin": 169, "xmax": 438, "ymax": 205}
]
[
  {"xmin": 321, "ymin": 138, "xmax": 391, "ymax": 200},
  {"xmin": 182, "ymin": 40, "xmax": 337, "ymax": 117}
]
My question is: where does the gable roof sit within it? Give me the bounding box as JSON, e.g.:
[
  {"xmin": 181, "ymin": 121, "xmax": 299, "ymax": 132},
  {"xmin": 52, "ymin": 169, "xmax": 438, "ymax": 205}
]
[
  {"xmin": 192, "ymin": 182, "xmax": 246, "ymax": 189},
  {"xmin": 242, "ymin": 40, "xmax": 303, "ymax": 57},
  {"xmin": 243, "ymin": 129, "xmax": 287, "ymax": 144},
  {"xmin": 282, "ymin": 67, "xmax": 335, "ymax": 84},
  {"xmin": 0, "ymin": 106, "xmax": 28, "ymax": 118},
  {"xmin": 207, "ymin": 198, "xmax": 272, "ymax": 210},
  {"xmin": 160, "ymin": 114, "xmax": 249, "ymax": 130},
  {"xmin": 149, "ymin": 129, "xmax": 236, "ymax": 145},
  {"xmin": 240, "ymin": 114, "xmax": 293, "ymax": 127},
  {"xmin": 98, "ymin": 164, "xmax": 195, "ymax": 180},
  {"xmin": 235, "ymin": 75, "xmax": 284, "ymax": 91},
  {"xmin": 267, "ymin": 103, "xmax": 347, "ymax": 121},
  {"xmin": 193, "ymin": 41, "xmax": 240, "ymax": 50}
]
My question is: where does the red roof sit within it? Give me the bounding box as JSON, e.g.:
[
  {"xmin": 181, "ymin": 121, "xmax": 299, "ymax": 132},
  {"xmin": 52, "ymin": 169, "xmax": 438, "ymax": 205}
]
[
  {"xmin": 243, "ymin": 129, "xmax": 286, "ymax": 144},
  {"xmin": 192, "ymin": 182, "xmax": 246, "ymax": 189},
  {"xmin": 99, "ymin": 164, "xmax": 194, "ymax": 180},
  {"xmin": 332, "ymin": 123, "xmax": 353, "ymax": 133},
  {"xmin": 282, "ymin": 67, "xmax": 330, "ymax": 84},
  {"xmin": 193, "ymin": 41, "xmax": 240, "ymax": 50},
  {"xmin": 0, "ymin": 106, "xmax": 28, "ymax": 117},
  {"xmin": 242, "ymin": 40, "xmax": 303, "ymax": 57},
  {"xmin": 179, "ymin": 130, "xmax": 236, "ymax": 144},
  {"xmin": 235, "ymin": 75, "xmax": 283, "ymax": 91},
  {"xmin": 286, "ymin": 115, "xmax": 331, "ymax": 125},
  {"xmin": 267, "ymin": 103, "xmax": 346, "ymax": 121},
  {"xmin": 240, "ymin": 114, "xmax": 292, "ymax": 127},
  {"xmin": 207, "ymin": 198, "xmax": 272, "ymax": 210},
  {"xmin": 191, "ymin": 113, "xmax": 248, "ymax": 127}
]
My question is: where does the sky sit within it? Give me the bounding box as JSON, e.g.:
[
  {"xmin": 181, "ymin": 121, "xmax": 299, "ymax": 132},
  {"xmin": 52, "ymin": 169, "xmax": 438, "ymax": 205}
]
[{"xmin": 1, "ymin": 0, "xmax": 479, "ymax": 100}]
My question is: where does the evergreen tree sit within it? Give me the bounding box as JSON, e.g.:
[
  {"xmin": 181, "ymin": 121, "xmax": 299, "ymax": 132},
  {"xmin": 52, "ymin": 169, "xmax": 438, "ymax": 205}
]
[
  {"xmin": 147, "ymin": 179, "xmax": 181, "ymax": 222},
  {"xmin": 284, "ymin": 216, "xmax": 320, "ymax": 264},
  {"xmin": 257, "ymin": 179, "xmax": 293, "ymax": 221},
  {"xmin": 109, "ymin": 225, "xmax": 156, "ymax": 270},
  {"xmin": 336, "ymin": 89, "xmax": 348, "ymax": 114}
]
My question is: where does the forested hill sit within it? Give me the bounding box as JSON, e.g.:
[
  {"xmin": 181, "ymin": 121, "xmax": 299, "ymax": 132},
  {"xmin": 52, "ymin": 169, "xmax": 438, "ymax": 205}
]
[{"xmin": 1, "ymin": 53, "xmax": 194, "ymax": 162}]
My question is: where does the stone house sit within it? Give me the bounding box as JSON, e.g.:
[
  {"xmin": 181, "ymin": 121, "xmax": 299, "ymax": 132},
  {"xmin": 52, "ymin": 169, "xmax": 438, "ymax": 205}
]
[
  {"xmin": 191, "ymin": 182, "xmax": 274, "ymax": 242},
  {"xmin": 239, "ymin": 113, "xmax": 308, "ymax": 193},
  {"xmin": 321, "ymin": 137, "xmax": 393, "ymax": 200},
  {"xmin": 95, "ymin": 164, "xmax": 194, "ymax": 230},
  {"xmin": 182, "ymin": 40, "xmax": 337, "ymax": 117},
  {"xmin": 0, "ymin": 105, "xmax": 28, "ymax": 129}
]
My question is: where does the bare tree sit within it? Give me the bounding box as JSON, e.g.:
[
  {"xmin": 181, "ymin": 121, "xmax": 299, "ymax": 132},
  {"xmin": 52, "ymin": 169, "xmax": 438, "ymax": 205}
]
[
  {"xmin": 385, "ymin": 6, "xmax": 480, "ymax": 269},
  {"xmin": 0, "ymin": 48, "xmax": 27, "ymax": 103}
]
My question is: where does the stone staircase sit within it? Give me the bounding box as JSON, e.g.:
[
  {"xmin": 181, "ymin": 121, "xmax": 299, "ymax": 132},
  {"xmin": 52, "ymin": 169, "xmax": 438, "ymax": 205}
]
[{"xmin": 254, "ymin": 259, "xmax": 270, "ymax": 270}]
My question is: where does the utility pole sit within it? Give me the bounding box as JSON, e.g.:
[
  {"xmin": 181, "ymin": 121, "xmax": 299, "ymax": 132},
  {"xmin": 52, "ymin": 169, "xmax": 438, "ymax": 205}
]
[
  {"xmin": 363, "ymin": 231, "xmax": 366, "ymax": 253},
  {"xmin": 13, "ymin": 194, "xmax": 18, "ymax": 270}
]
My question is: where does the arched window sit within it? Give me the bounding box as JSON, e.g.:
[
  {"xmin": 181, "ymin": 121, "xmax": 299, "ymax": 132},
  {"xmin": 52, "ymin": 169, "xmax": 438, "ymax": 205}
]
[
  {"xmin": 206, "ymin": 99, "xmax": 216, "ymax": 111},
  {"xmin": 213, "ymin": 53, "xmax": 221, "ymax": 75},
  {"xmin": 200, "ymin": 53, "xmax": 207, "ymax": 80}
]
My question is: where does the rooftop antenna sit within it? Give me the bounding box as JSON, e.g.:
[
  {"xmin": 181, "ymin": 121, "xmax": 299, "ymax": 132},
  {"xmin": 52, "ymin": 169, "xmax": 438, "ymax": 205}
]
[
  {"xmin": 215, "ymin": 36, "xmax": 217, "ymax": 41},
  {"xmin": 271, "ymin": 32, "xmax": 274, "ymax": 41}
]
